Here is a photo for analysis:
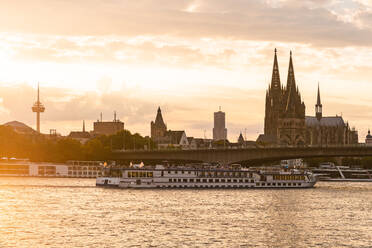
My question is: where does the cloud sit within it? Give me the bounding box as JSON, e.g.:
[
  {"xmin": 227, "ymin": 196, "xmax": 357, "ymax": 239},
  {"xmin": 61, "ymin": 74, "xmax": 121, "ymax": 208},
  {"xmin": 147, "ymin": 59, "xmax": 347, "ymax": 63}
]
[
  {"xmin": 0, "ymin": 83, "xmax": 155, "ymax": 132},
  {"xmin": 1, "ymin": 0, "xmax": 372, "ymax": 142},
  {"xmin": 0, "ymin": 82, "xmax": 267, "ymax": 139},
  {"xmin": 0, "ymin": 76, "xmax": 370, "ymax": 142},
  {"xmin": 6, "ymin": 36, "xmax": 238, "ymax": 69},
  {"xmin": 1, "ymin": 0, "xmax": 372, "ymax": 47}
]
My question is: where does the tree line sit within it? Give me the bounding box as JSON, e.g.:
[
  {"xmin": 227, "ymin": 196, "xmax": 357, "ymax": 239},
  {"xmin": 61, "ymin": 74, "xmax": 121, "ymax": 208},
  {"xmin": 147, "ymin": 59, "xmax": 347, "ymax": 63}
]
[
  {"xmin": 1, "ymin": 125, "xmax": 372, "ymax": 168},
  {"xmin": 0, "ymin": 126, "xmax": 155, "ymax": 163}
]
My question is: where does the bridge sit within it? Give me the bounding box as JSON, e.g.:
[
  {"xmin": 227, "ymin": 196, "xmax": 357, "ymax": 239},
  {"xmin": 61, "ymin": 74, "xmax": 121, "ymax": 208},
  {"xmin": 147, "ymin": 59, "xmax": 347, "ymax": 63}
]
[{"xmin": 111, "ymin": 145, "xmax": 372, "ymax": 165}]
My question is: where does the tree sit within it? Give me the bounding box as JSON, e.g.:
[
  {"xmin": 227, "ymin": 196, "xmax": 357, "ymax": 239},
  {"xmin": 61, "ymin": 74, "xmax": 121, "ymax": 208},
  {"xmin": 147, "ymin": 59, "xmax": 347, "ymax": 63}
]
[{"xmin": 0, "ymin": 125, "xmax": 156, "ymax": 162}]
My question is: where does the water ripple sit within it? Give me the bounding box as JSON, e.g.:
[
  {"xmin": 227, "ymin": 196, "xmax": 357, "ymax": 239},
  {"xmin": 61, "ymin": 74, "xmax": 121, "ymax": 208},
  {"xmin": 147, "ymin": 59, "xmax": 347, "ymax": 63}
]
[{"xmin": 0, "ymin": 178, "xmax": 371, "ymax": 247}]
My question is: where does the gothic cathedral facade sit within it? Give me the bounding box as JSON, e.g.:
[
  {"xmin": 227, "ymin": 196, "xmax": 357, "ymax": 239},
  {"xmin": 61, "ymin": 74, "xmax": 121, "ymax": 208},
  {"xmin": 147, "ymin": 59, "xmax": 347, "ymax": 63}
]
[
  {"xmin": 264, "ymin": 49, "xmax": 306, "ymax": 146},
  {"xmin": 263, "ymin": 49, "xmax": 358, "ymax": 146}
]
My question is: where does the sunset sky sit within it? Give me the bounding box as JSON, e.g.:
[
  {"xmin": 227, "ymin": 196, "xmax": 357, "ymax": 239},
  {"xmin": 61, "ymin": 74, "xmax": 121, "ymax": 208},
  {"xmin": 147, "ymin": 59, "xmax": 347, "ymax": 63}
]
[{"xmin": 1, "ymin": 0, "xmax": 372, "ymax": 141}]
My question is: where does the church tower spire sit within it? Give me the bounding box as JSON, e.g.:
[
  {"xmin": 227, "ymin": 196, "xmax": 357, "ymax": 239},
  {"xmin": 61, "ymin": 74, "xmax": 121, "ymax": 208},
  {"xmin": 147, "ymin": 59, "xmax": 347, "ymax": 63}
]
[
  {"xmin": 155, "ymin": 107, "xmax": 166, "ymax": 126},
  {"xmin": 151, "ymin": 106, "xmax": 167, "ymax": 140},
  {"xmin": 264, "ymin": 49, "xmax": 283, "ymax": 137},
  {"xmin": 283, "ymin": 51, "xmax": 305, "ymax": 118},
  {"xmin": 271, "ymin": 48, "xmax": 281, "ymax": 91},
  {"xmin": 316, "ymin": 83, "xmax": 322, "ymax": 121},
  {"xmin": 285, "ymin": 51, "xmax": 296, "ymax": 116},
  {"xmin": 286, "ymin": 51, "xmax": 296, "ymax": 89}
]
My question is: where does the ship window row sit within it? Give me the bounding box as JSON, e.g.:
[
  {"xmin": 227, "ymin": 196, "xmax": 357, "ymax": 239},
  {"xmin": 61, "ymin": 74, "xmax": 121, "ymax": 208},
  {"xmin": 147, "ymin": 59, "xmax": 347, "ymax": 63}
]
[
  {"xmin": 158, "ymin": 185, "xmax": 255, "ymax": 189},
  {"xmin": 68, "ymin": 167, "xmax": 101, "ymax": 171},
  {"xmin": 256, "ymin": 182, "xmax": 302, "ymax": 187},
  {"xmin": 199, "ymin": 172, "xmax": 253, "ymax": 178},
  {"xmin": 68, "ymin": 171, "xmax": 101, "ymax": 176},
  {"xmin": 167, "ymin": 170, "xmax": 194, "ymax": 175},
  {"xmin": 165, "ymin": 171, "xmax": 253, "ymax": 178},
  {"xmin": 128, "ymin": 171, "xmax": 153, "ymax": 178},
  {"xmin": 168, "ymin": 178, "xmax": 255, "ymax": 183},
  {"xmin": 273, "ymin": 175, "xmax": 305, "ymax": 181}
]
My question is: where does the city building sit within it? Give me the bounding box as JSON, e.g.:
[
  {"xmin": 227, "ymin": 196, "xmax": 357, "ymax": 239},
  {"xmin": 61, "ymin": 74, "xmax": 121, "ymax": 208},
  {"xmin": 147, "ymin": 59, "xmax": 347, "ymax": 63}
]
[
  {"xmin": 157, "ymin": 130, "xmax": 189, "ymax": 149},
  {"xmin": 213, "ymin": 107, "xmax": 227, "ymax": 141},
  {"xmin": 150, "ymin": 107, "xmax": 189, "ymax": 149},
  {"xmin": 187, "ymin": 137, "xmax": 198, "ymax": 149},
  {"xmin": 304, "ymin": 85, "xmax": 358, "ymax": 145},
  {"xmin": 69, "ymin": 121, "xmax": 91, "ymax": 144},
  {"xmin": 258, "ymin": 49, "xmax": 358, "ymax": 146},
  {"xmin": 192, "ymin": 138, "xmax": 213, "ymax": 149},
  {"xmin": 92, "ymin": 112, "xmax": 124, "ymax": 136},
  {"xmin": 366, "ymin": 130, "xmax": 372, "ymax": 146},
  {"xmin": 151, "ymin": 107, "xmax": 167, "ymax": 143}
]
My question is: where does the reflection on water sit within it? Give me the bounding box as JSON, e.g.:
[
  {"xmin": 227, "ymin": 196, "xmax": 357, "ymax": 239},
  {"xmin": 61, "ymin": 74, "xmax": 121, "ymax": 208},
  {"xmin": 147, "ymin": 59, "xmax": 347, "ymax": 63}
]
[{"xmin": 0, "ymin": 177, "xmax": 371, "ymax": 247}]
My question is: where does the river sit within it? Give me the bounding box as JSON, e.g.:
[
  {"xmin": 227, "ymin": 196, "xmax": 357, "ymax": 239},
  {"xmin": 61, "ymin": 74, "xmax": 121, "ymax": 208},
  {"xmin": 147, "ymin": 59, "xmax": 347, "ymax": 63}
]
[{"xmin": 0, "ymin": 178, "xmax": 371, "ymax": 247}]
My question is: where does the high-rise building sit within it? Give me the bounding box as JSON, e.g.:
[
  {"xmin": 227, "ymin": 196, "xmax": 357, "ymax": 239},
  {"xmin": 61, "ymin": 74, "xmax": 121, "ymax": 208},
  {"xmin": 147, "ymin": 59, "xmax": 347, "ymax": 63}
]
[
  {"xmin": 213, "ymin": 108, "xmax": 227, "ymax": 141},
  {"xmin": 31, "ymin": 83, "xmax": 45, "ymax": 133}
]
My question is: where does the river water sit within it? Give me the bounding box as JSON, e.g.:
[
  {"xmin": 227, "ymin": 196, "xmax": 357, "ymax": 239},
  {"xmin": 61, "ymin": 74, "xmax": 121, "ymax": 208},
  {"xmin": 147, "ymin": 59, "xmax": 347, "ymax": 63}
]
[{"xmin": 0, "ymin": 177, "xmax": 371, "ymax": 248}]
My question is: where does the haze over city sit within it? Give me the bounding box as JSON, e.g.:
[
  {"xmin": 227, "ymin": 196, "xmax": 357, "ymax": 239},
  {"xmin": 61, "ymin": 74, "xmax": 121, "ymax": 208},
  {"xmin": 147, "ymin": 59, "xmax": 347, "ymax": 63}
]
[{"xmin": 1, "ymin": 0, "xmax": 372, "ymax": 140}]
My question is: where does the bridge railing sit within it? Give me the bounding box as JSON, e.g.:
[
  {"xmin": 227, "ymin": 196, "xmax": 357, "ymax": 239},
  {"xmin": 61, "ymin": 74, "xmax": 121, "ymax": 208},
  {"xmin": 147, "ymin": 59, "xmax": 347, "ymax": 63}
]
[{"xmin": 112, "ymin": 143, "xmax": 369, "ymax": 153}]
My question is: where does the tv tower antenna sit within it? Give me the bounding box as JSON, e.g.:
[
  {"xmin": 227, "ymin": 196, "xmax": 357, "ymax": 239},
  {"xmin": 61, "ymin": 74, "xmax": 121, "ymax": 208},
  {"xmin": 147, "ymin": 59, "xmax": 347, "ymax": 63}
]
[{"xmin": 31, "ymin": 83, "xmax": 45, "ymax": 133}]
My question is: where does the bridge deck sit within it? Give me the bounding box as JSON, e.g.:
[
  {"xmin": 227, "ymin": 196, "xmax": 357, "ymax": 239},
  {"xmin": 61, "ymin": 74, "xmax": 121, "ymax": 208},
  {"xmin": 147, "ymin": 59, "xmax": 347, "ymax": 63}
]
[{"xmin": 111, "ymin": 145, "xmax": 372, "ymax": 164}]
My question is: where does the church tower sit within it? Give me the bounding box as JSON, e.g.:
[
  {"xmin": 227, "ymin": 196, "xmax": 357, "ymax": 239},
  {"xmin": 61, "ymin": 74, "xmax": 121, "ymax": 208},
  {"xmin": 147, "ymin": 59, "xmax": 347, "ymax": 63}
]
[
  {"xmin": 277, "ymin": 51, "xmax": 306, "ymax": 146},
  {"xmin": 151, "ymin": 107, "xmax": 167, "ymax": 142},
  {"xmin": 315, "ymin": 83, "xmax": 322, "ymax": 121},
  {"xmin": 264, "ymin": 48, "xmax": 282, "ymax": 138}
]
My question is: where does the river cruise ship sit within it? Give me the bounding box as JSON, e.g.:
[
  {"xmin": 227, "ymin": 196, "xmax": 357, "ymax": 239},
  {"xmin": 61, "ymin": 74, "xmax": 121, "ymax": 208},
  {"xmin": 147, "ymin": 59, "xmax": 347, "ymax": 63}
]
[{"xmin": 96, "ymin": 164, "xmax": 317, "ymax": 189}]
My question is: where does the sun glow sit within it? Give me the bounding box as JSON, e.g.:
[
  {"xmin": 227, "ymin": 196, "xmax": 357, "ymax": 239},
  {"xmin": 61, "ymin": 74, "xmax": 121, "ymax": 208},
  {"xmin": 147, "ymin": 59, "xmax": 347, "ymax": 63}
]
[{"xmin": 185, "ymin": 4, "xmax": 199, "ymax": 13}]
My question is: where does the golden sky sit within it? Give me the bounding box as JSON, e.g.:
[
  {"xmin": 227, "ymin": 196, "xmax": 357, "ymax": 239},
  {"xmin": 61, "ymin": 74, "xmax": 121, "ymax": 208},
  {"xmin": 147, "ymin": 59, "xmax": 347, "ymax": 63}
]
[{"xmin": 1, "ymin": 0, "xmax": 372, "ymax": 141}]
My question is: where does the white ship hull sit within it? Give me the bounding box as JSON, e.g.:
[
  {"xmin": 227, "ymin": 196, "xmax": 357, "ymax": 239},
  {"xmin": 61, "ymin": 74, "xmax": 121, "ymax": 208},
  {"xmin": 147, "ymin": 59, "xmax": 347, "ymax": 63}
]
[
  {"xmin": 96, "ymin": 166, "xmax": 317, "ymax": 189},
  {"xmin": 96, "ymin": 177, "xmax": 121, "ymax": 187},
  {"xmin": 116, "ymin": 181, "xmax": 316, "ymax": 189}
]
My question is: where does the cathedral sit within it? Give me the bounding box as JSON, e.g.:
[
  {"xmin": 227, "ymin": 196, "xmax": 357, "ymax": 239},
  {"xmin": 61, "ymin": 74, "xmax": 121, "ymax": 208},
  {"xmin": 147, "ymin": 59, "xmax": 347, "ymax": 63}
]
[{"xmin": 259, "ymin": 49, "xmax": 358, "ymax": 146}]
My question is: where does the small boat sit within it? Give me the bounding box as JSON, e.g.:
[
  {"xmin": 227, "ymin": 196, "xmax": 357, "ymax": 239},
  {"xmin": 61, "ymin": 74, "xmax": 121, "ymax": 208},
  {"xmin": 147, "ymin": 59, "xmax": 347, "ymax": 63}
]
[{"xmin": 313, "ymin": 162, "xmax": 372, "ymax": 182}]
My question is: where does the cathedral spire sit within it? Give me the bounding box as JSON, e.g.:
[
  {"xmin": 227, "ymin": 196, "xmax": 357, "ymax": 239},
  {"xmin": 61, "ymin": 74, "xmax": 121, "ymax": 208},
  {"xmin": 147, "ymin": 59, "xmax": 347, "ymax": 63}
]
[
  {"xmin": 283, "ymin": 51, "xmax": 305, "ymax": 118},
  {"xmin": 270, "ymin": 48, "xmax": 281, "ymax": 90},
  {"xmin": 285, "ymin": 82, "xmax": 296, "ymax": 115},
  {"xmin": 316, "ymin": 83, "xmax": 323, "ymax": 121},
  {"xmin": 286, "ymin": 50, "xmax": 296, "ymax": 90},
  {"xmin": 285, "ymin": 51, "xmax": 297, "ymax": 115},
  {"xmin": 317, "ymin": 83, "xmax": 321, "ymax": 106}
]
